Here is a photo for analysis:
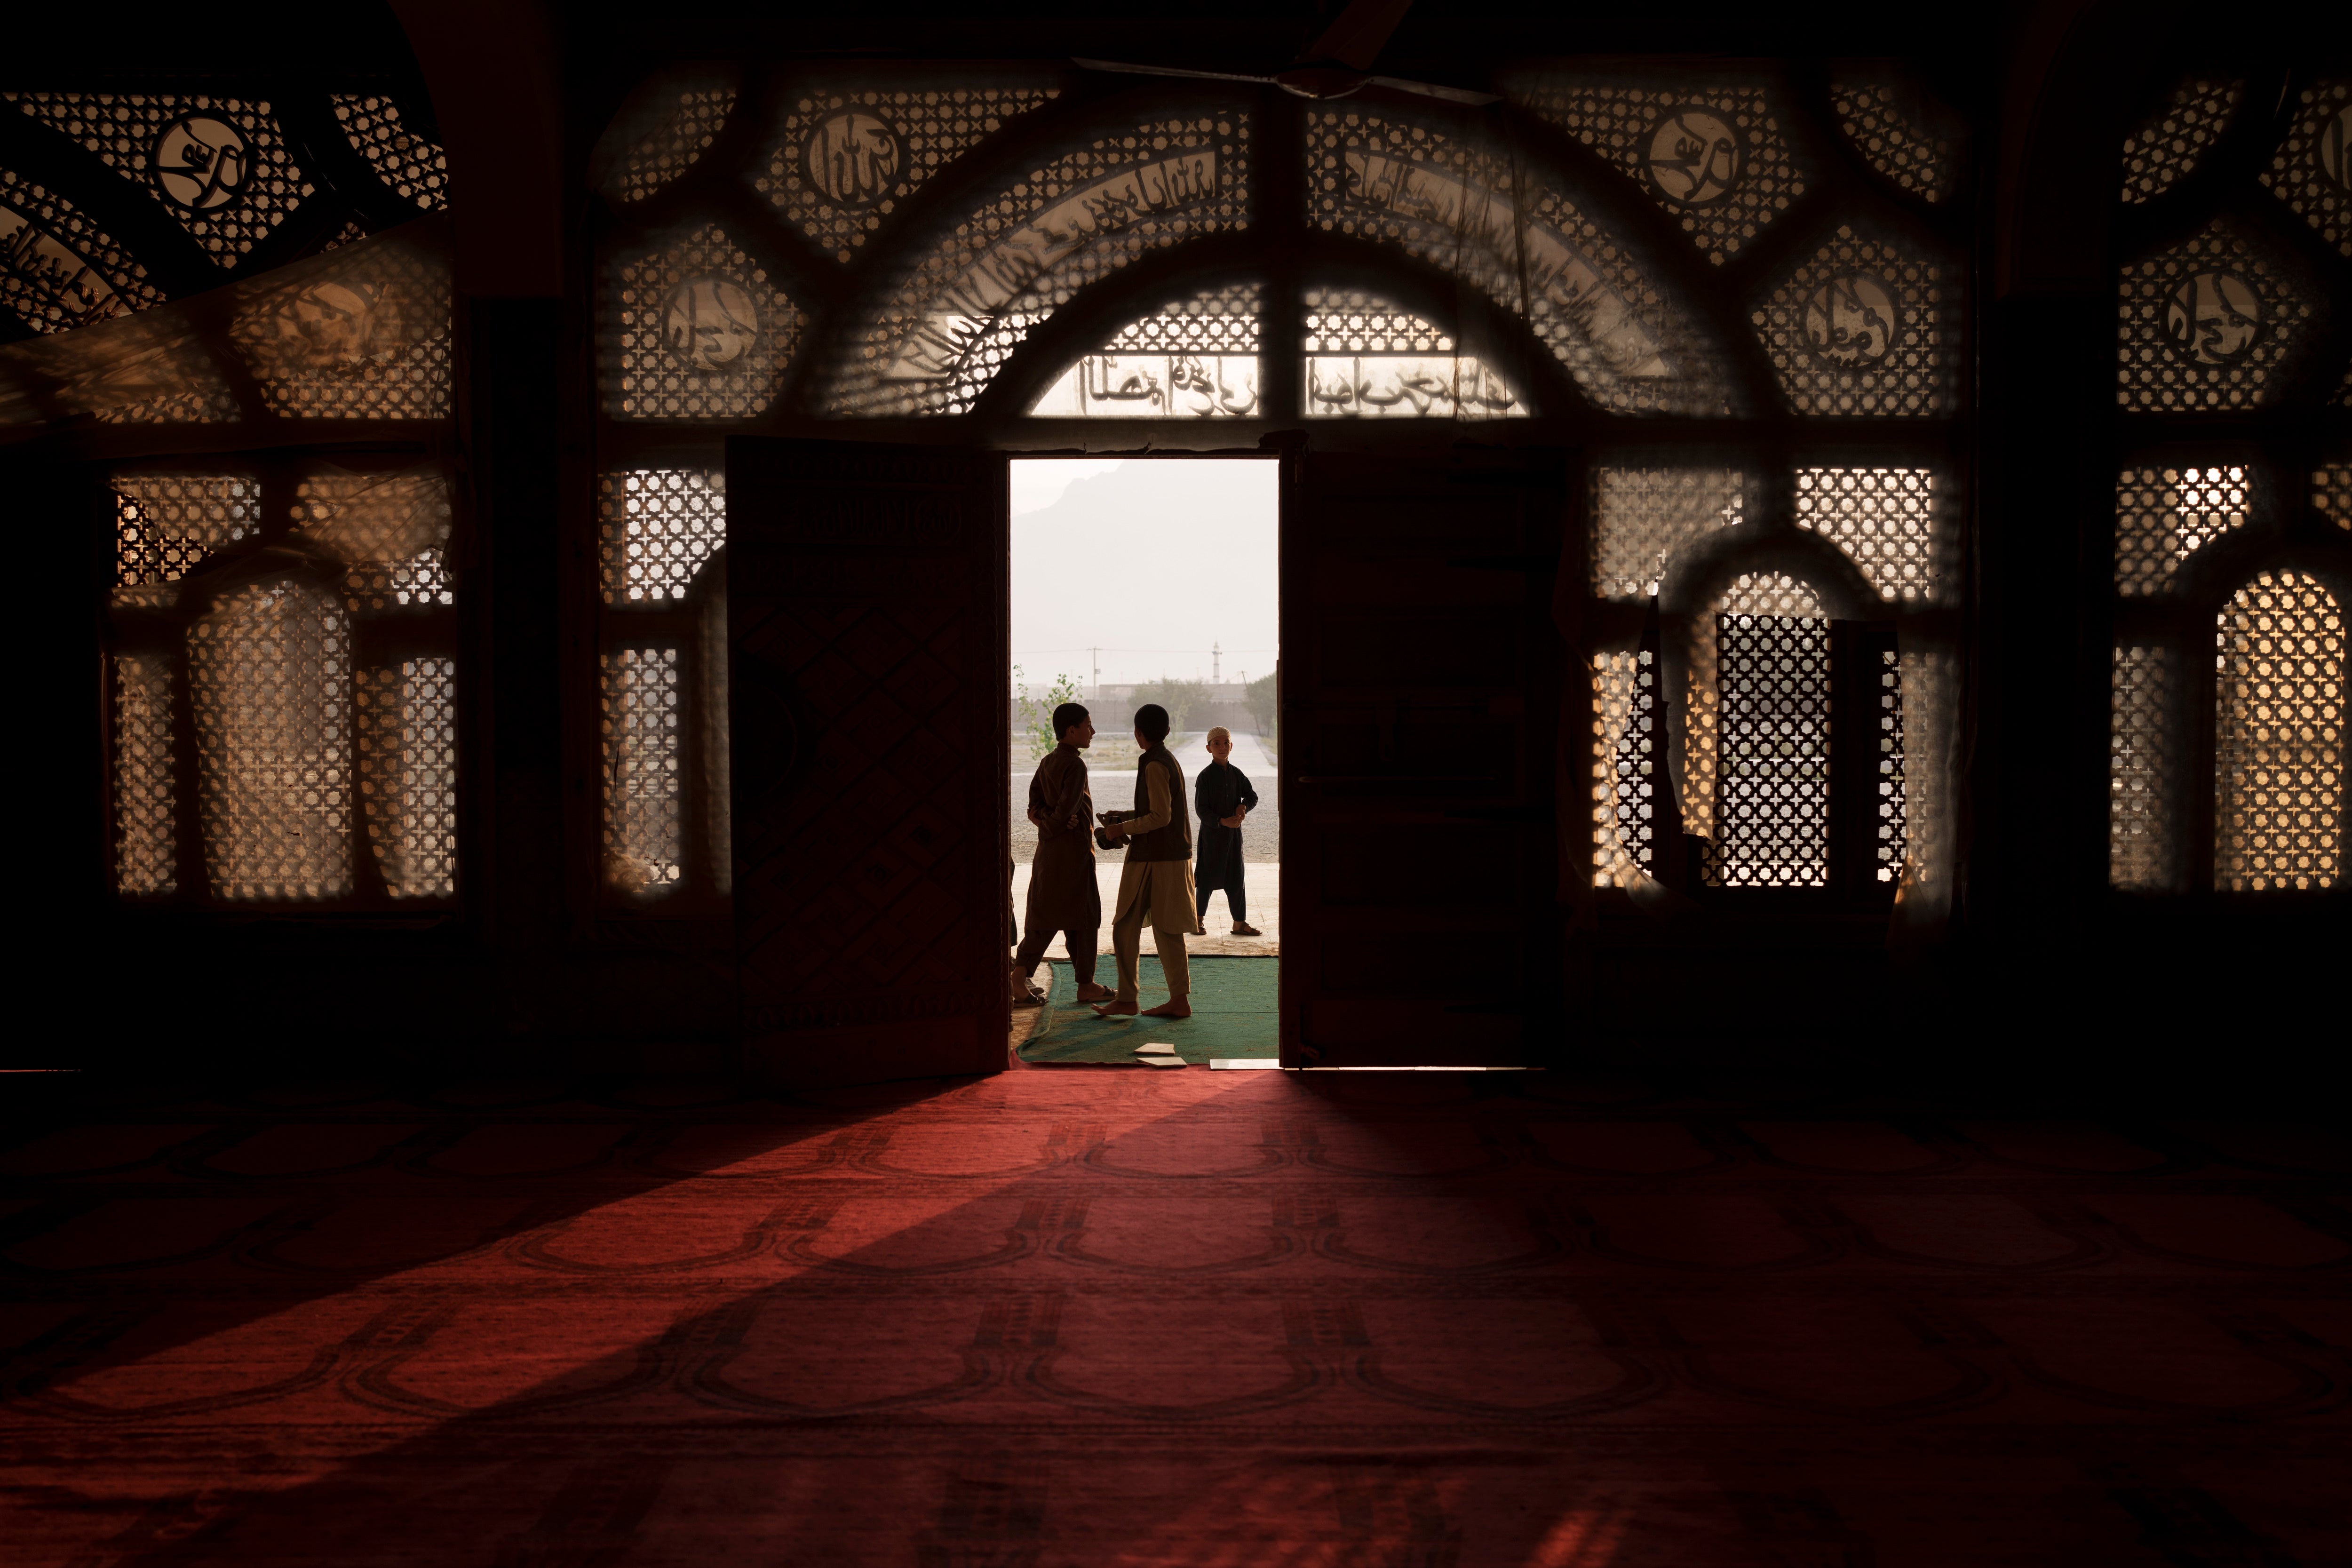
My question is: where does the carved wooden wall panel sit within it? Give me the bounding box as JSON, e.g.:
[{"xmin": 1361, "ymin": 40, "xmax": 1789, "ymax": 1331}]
[{"xmin": 727, "ymin": 438, "xmax": 1009, "ymax": 1086}]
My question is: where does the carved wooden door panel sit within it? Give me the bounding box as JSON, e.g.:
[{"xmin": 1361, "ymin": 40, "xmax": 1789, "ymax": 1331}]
[
  {"xmin": 1279, "ymin": 447, "xmax": 1566, "ymax": 1067},
  {"xmin": 726, "ymin": 438, "xmax": 1009, "ymax": 1087}
]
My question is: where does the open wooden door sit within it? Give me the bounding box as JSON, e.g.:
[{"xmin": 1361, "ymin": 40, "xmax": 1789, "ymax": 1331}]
[
  {"xmin": 726, "ymin": 438, "xmax": 1010, "ymax": 1087},
  {"xmin": 1279, "ymin": 446, "xmax": 1566, "ymax": 1067}
]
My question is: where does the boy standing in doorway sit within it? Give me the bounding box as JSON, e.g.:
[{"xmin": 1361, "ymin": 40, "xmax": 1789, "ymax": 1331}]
[
  {"xmin": 1013, "ymin": 703, "xmax": 1115, "ymax": 1007},
  {"xmin": 1193, "ymin": 726, "xmax": 1262, "ymax": 936},
  {"xmin": 1093, "ymin": 703, "xmax": 1198, "ymax": 1019}
]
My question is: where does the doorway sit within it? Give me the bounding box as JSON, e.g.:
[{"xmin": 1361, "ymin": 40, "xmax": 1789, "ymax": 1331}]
[{"xmin": 1007, "ymin": 456, "xmax": 1280, "ymax": 1067}]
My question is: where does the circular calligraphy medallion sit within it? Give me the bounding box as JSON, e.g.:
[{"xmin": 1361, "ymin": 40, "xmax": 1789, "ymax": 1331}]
[
  {"xmin": 2162, "ymin": 271, "xmax": 2262, "ymax": 365},
  {"xmin": 279, "ymin": 281, "xmax": 379, "ymax": 369},
  {"xmin": 151, "ymin": 115, "xmax": 254, "ymax": 212},
  {"xmin": 2318, "ymin": 103, "xmax": 2351, "ymax": 194},
  {"xmin": 662, "ymin": 276, "xmax": 760, "ymax": 373},
  {"xmin": 802, "ymin": 109, "xmax": 903, "ymax": 209},
  {"xmin": 1643, "ymin": 106, "xmax": 1743, "ymax": 207},
  {"xmin": 1801, "ymin": 273, "xmax": 1901, "ymax": 369}
]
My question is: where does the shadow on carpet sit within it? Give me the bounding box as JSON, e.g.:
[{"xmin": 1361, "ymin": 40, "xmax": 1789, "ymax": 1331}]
[{"xmin": 1019, "ymin": 955, "xmax": 1277, "ymax": 1065}]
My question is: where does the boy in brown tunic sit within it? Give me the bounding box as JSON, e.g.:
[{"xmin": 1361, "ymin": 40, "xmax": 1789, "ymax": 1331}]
[
  {"xmin": 1093, "ymin": 702, "xmax": 1200, "ymax": 1019},
  {"xmin": 1013, "ymin": 703, "xmax": 1114, "ymax": 1005}
]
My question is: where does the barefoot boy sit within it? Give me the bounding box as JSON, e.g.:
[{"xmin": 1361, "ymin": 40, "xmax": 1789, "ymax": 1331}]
[
  {"xmin": 1193, "ymin": 726, "xmax": 1262, "ymax": 936},
  {"xmin": 1092, "ymin": 703, "xmax": 1199, "ymax": 1019}
]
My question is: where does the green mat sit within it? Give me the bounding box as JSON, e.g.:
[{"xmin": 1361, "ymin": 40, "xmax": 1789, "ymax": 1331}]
[{"xmin": 1018, "ymin": 955, "xmax": 1279, "ymax": 1066}]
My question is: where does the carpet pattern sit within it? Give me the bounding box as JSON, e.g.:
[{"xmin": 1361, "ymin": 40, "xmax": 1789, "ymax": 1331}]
[
  {"xmin": 1018, "ymin": 955, "xmax": 1279, "ymax": 1065},
  {"xmin": 1, "ymin": 1071, "xmax": 2347, "ymax": 1565}
]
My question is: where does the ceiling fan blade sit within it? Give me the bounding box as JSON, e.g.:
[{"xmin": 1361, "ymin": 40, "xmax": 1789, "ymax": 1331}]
[
  {"xmin": 1365, "ymin": 76, "xmax": 1501, "ymax": 108},
  {"xmin": 1072, "ymin": 58, "xmax": 1278, "ymax": 87},
  {"xmin": 1300, "ymin": 0, "xmax": 1418, "ymax": 72}
]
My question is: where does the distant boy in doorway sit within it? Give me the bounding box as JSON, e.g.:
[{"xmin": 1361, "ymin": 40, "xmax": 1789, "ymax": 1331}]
[
  {"xmin": 1193, "ymin": 726, "xmax": 1262, "ymax": 937},
  {"xmin": 1013, "ymin": 703, "xmax": 1115, "ymax": 1007},
  {"xmin": 1093, "ymin": 703, "xmax": 1199, "ymax": 1019}
]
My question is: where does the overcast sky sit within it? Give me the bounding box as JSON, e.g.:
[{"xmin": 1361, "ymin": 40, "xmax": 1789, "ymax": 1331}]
[{"xmin": 1010, "ymin": 459, "xmax": 1279, "ymax": 692}]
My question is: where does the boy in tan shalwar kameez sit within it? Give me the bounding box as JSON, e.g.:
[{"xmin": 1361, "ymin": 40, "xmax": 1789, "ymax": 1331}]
[{"xmin": 1092, "ymin": 702, "xmax": 1201, "ymax": 1019}]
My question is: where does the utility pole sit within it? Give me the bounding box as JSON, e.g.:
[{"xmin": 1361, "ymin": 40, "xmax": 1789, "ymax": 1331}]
[
  {"xmin": 1090, "ymin": 646, "xmax": 1099, "ymax": 696},
  {"xmin": 1212, "ymin": 640, "xmax": 1221, "ymax": 683}
]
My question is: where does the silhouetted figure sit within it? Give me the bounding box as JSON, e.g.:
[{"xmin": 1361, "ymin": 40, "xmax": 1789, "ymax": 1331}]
[
  {"xmin": 1093, "ymin": 703, "xmax": 1198, "ymax": 1019},
  {"xmin": 1193, "ymin": 726, "xmax": 1261, "ymax": 936},
  {"xmin": 1013, "ymin": 703, "xmax": 1113, "ymax": 1006}
]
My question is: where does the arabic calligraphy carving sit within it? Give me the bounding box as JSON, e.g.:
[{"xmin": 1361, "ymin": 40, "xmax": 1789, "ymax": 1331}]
[
  {"xmin": 1801, "ymin": 273, "xmax": 1900, "ymax": 368},
  {"xmin": 151, "ymin": 115, "xmax": 253, "ymax": 212},
  {"xmin": 1644, "ymin": 107, "xmax": 1742, "ymax": 206},
  {"xmin": 803, "ymin": 110, "xmax": 903, "ymax": 207},
  {"xmin": 1504, "ymin": 78, "xmax": 1800, "ymax": 265},
  {"xmin": 1758, "ymin": 227, "xmax": 1955, "ymax": 415},
  {"xmin": 1339, "ymin": 146, "xmax": 1666, "ymax": 383},
  {"xmin": 607, "ymin": 224, "xmax": 803, "ymax": 420},
  {"xmin": 886, "ymin": 149, "xmax": 1221, "ymax": 390},
  {"xmin": 1034, "ymin": 352, "xmax": 1261, "ymax": 417},
  {"xmin": 2162, "ymin": 271, "xmax": 2262, "ymax": 365},
  {"xmin": 6, "ymin": 94, "xmax": 313, "ymax": 267},
  {"xmin": 1300, "ymin": 287, "xmax": 1525, "ymax": 419},
  {"xmin": 760, "ymin": 86, "xmax": 1061, "ymax": 262},
  {"xmin": 0, "ymin": 200, "xmax": 124, "ymax": 329},
  {"xmin": 664, "ymin": 277, "xmax": 761, "ymax": 373}
]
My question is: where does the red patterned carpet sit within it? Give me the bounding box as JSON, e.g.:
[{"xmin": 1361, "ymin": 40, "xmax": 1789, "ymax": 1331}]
[{"xmin": 2, "ymin": 1067, "xmax": 2346, "ymax": 1566}]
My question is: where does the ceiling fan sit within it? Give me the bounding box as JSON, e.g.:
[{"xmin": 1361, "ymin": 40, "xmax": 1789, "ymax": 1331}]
[{"xmin": 1073, "ymin": 0, "xmax": 1499, "ymax": 108}]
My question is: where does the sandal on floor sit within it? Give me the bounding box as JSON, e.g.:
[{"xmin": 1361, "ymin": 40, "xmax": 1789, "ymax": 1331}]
[
  {"xmin": 1230, "ymin": 923, "xmax": 1263, "ymax": 937},
  {"xmin": 1012, "ymin": 985, "xmax": 1048, "ymax": 1007}
]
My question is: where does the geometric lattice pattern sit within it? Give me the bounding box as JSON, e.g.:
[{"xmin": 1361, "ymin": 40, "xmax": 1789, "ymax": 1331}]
[
  {"xmin": 2115, "ymin": 465, "xmax": 2251, "ymax": 595},
  {"xmin": 1590, "ymin": 467, "xmax": 1749, "ymax": 600},
  {"xmin": 2117, "ymin": 219, "xmax": 2311, "ymax": 411},
  {"xmin": 1757, "ymin": 227, "xmax": 1956, "ymax": 416},
  {"xmin": 1680, "ymin": 572, "xmax": 1823, "ymax": 841},
  {"xmin": 1105, "ymin": 281, "xmax": 1263, "ymax": 354},
  {"xmin": 5, "ymin": 93, "xmax": 315, "ymax": 267},
  {"xmin": 187, "ymin": 579, "xmax": 354, "ymax": 902},
  {"xmin": 1713, "ymin": 611, "xmax": 1831, "ymax": 887},
  {"xmin": 2110, "ymin": 643, "xmax": 2180, "ymax": 892},
  {"xmin": 331, "ymin": 95, "xmax": 449, "ymax": 211},
  {"xmin": 113, "ymin": 475, "xmax": 262, "ymax": 594},
  {"xmin": 1591, "ymin": 649, "xmax": 1656, "ymax": 887},
  {"xmin": 606, "ymin": 224, "xmax": 806, "ymax": 421},
  {"xmin": 1829, "ymin": 79, "xmax": 1959, "ymax": 204},
  {"xmin": 1298, "ymin": 285, "xmax": 1522, "ymax": 420},
  {"xmin": 1302, "ymin": 287, "xmax": 1446, "ymax": 355},
  {"xmin": 111, "ymin": 653, "xmax": 178, "ymax": 896},
  {"xmin": 357, "ymin": 657, "xmax": 457, "ymax": 899},
  {"xmin": 1875, "ymin": 646, "xmax": 1907, "ymax": 882},
  {"xmin": 290, "ymin": 471, "xmax": 455, "ymax": 611},
  {"xmin": 2214, "ymin": 573, "xmax": 2344, "ymax": 891},
  {"xmin": 602, "ymin": 645, "xmax": 684, "ymax": 897},
  {"xmin": 232, "ymin": 244, "xmax": 453, "ymax": 420},
  {"xmin": 757, "ymin": 85, "xmax": 1059, "ymax": 261},
  {"xmin": 0, "ymin": 171, "xmax": 161, "ymax": 332},
  {"xmin": 1309, "ymin": 108, "xmax": 1723, "ymax": 416},
  {"xmin": 1796, "ymin": 468, "xmax": 1947, "ymax": 602},
  {"xmin": 1032, "ymin": 283, "xmax": 1264, "ymax": 419},
  {"xmin": 604, "ymin": 85, "xmax": 737, "ymax": 207},
  {"xmin": 2121, "ymin": 78, "xmax": 2242, "ymax": 205},
  {"xmin": 2316, "ymin": 463, "xmax": 2351, "ymax": 532},
  {"xmin": 2258, "ymin": 80, "xmax": 2351, "ymax": 256},
  {"xmin": 830, "ymin": 114, "xmax": 1250, "ymax": 417},
  {"xmin": 1510, "ymin": 78, "xmax": 1804, "ymax": 263},
  {"xmin": 598, "ymin": 469, "xmax": 727, "ymax": 603}
]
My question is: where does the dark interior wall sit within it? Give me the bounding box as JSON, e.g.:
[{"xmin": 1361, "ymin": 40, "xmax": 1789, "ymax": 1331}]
[{"xmin": 10, "ymin": 2, "xmax": 2343, "ymax": 1090}]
